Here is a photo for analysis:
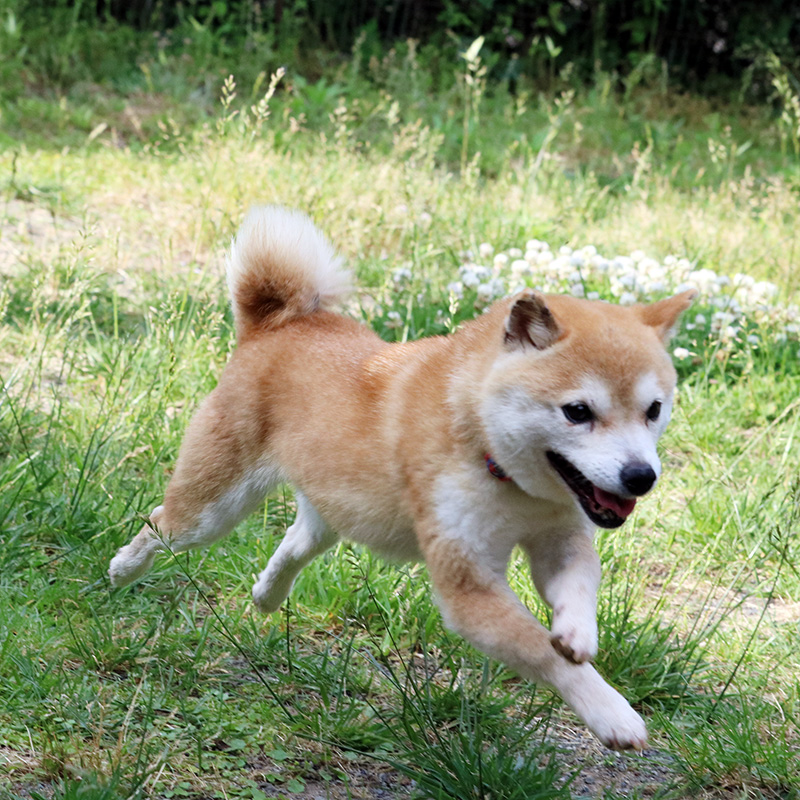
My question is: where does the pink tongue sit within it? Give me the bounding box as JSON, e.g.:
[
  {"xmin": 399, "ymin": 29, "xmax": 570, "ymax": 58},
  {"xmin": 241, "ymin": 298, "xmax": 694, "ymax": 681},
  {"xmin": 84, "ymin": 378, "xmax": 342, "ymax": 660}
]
[{"xmin": 593, "ymin": 487, "xmax": 636, "ymax": 518}]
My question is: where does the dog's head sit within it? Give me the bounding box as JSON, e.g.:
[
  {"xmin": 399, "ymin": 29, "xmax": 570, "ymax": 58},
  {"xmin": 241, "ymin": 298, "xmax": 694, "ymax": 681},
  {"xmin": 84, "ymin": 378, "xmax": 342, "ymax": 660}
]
[{"xmin": 480, "ymin": 289, "xmax": 696, "ymax": 528}]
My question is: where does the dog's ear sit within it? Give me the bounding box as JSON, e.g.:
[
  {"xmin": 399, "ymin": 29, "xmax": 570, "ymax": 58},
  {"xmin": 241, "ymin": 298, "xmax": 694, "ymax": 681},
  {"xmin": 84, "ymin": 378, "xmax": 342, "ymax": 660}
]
[
  {"xmin": 504, "ymin": 291, "xmax": 561, "ymax": 351},
  {"xmin": 637, "ymin": 289, "xmax": 697, "ymax": 343}
]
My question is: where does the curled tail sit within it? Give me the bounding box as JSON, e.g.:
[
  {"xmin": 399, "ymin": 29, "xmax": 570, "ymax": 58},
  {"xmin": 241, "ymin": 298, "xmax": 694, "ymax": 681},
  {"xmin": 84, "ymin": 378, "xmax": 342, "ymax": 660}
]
[{"xmin": 226, "ymin": 206, "xmax": 352, "ymax": 339}]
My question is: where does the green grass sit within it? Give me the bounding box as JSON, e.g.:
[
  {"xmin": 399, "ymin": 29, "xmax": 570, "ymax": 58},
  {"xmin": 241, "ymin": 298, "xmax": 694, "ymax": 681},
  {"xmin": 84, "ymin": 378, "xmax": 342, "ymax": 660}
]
[{"xmin": 2, "ymin": 36, "xmax": 800, "ymax": 800}]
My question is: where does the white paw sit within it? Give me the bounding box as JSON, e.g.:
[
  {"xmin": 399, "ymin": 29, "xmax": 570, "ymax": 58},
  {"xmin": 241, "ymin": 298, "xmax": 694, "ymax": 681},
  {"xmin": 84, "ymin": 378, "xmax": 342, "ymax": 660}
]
[
  {"xmin": 252, "ymin": 580, "xmax": 287, "ymax": 614},
  {"xmin": 586, "ymin": 697, "xmax": 648, "ymax": 751},
  {"xmin": 550, "ymin": 609, "xmax": 598, "ymax": 664},
  {"xmin": 108, "ymin": 546, "xmax": 153, "ymax": 587},
  {"xmin": 561, "ymin": 665, "xmax": 648, "ymax": 751}
]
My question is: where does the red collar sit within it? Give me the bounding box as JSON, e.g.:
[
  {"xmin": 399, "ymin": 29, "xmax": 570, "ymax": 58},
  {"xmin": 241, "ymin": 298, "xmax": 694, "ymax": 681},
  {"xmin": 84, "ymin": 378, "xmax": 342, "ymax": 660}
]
[{"xmin": 484, "ymin": 453, "xmax": 512, "ymax": 482}]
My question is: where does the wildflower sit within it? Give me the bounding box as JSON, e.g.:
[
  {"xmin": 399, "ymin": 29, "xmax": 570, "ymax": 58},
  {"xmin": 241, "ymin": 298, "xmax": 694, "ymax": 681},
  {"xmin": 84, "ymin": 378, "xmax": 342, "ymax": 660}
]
[
  {"xmin": 559, "ymin": 245, "xmax": 572, "ymax": 257},
  {"xmin": 511, "ymin": 259, "xmax": 531, "ymax": 278},
  {"xmin": 570, "ymin": 283, "xmax": 585, "ymax": 298},
  {"xmin": 479, "ymin": 242, "xmax": 494, "ymax": 259},
  {"xmin": 630, "ymin": 249, "xmax": 646, "ymax": 262},
  {"xmin": 476, "ymin": 278, "xmax": 506, "ymax": 303},
  {"xmin": 673, "ymin": 347, "xmax": 691, "ymax": 359},
  {"xmin": 747, "ymin": 334, "xmax": 759, "ymax": 345},
  {"xmin": 508, "ymin": 247, "xmax": 523, "ymax": 258},
  {"xmin": 619, "ymin": 291, "xmax": 637, "ymax": 306},
  {"xmin": 493, "ymin": 253, "xmax": 509, "ymax": 269},
  {"xmin": 385, "ymin": 311, "xmax": 404, "ymax": 329},
  {"xmin": 461, "ymin": 270, "xmax": 480, "ymax": 289},
  {"xmin": 418, "ymin": 211, "xmax": 432, "ymax": 229},
  {"xmin": 392, "ymin": 267, "xmax": 412, "ymax": 286},
  {"xmin": 587, "ymin": 291, "xmax": 600, "ymax": 300},
  {"xmin": 447, "ymin": 281, "xmax": 464, "ymax": 298}
]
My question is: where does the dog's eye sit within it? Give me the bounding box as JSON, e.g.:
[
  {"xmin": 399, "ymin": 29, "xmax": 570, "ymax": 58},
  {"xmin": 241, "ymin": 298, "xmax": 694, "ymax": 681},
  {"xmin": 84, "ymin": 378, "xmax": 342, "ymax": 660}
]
[
  {"xmin": 562, "ymin": 403, "xmax": 594, "ymax": 424},
  {"xmin": 646, "ymin": 401, "xmax": 662, "ymax": 421}
]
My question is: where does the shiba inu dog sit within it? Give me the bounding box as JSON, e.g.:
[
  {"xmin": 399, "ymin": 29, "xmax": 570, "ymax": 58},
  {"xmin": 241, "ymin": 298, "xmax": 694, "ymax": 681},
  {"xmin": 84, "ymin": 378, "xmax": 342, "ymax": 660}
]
[{"xmin": 110, "ymin": 206, "xmax": 695, "ymax": 750}]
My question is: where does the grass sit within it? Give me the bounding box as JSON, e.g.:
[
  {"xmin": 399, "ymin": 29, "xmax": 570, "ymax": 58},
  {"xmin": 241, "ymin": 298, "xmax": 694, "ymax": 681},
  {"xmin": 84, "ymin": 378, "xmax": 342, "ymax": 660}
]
[{"xmin": 1, "ymin": 32, "xmax": 800, "ymax": 800}]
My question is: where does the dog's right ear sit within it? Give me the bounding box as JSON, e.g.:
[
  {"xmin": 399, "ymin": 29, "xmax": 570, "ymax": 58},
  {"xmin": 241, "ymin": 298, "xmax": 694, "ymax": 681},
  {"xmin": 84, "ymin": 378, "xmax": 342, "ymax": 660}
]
[{"xmin": 504, "ymin": 291, "xmax": 561, "ymax": 351}]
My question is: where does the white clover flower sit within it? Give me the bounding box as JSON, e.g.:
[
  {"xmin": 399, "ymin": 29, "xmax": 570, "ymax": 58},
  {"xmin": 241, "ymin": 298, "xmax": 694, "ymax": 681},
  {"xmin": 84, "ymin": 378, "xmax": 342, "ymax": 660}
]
[
  {"xmin": 569, "ymin": 253, "xmax": 585, "ymax": 268},
  {"xmin": 526, "ymin": 239, "xmax": 545, "ymax": 251},
  {"xmin": 570, "ymin": 283, "xmax": 585, "ymax": 298},
  {"xmin": 493, "ymin": 253, "xmax": 509, "ymax": 269},
  {"xmin": 590, "ymin": 255, "xmax": 609, "ymax": 271},
  {"xmin": 647, "ymin": 280, "xmax": 667, "ymax": 295},
  {"xmin": 664, "ymin": 255, "xmax": 677, "ymax": 267},
  {"xmin": 587, "ymin": 291, "xmax": 600, "ymax": 300},
  {"xmin": 536, "ymin": 250, "xmax": 554, "ymax": 266},
  {"xmin": 581, "ymin": 245, "xmax": 597, "ymax": 258},
  {"xmin": 392, "ymin": 267, "xmax": 413, "ymax": 286},
  {"xmin": 630, "ymin": 249, "xmax": 646, "ymax": 262},
  {"xmin": 673, "ymin": 347, "xmax": 691, "ymax": 359},
  {"xmin": 418, "ymin": 211, "xmax": 432, "ymax": 229},
  {"xmin": 447, "ymin": 281, "xmax": 464, "ymax": 298},
  {"xmin": 508, "ymin": 247, "xmax": 523, "ymax": 258},
  {"xmin": 479, "ymin": 242, "xmax": 494, "ymax": 259},
  {"xmin": 619, "ymin": 272, "xmax": 638, "ymax": 290},
  {"xmin": 476, "ymin": 283, "xmax": 494, "ymax": 304},
  {"xmin": 461, "ymin": 269, "xmax": 480, "ymax": 289},
  {"xmin": 559, "ymin": 245, "xmax": 573, "ymax": 257},
  {"xmin": 694, "ymin": 313, "xmax": 707, "ymax": 326},
  {"xmin": 619, "ymin": 291, "xmax": 637, "ymax": 306},
  {"xmin": 611, "ymin": 256, "xmax": 633, "ymax": 272},
  {"xmin": 786, "ymin": 323, "xmax": 800, "ymax": 335},
  {"xmin": 747, "ymin": 334, "xmax": 759, "ymax": 345},
  {"xmin": 640, "ymin": 257, "xmax": 660, "ymax": 274},
  {"xmin": 511, "ymin": 259, "xmax": 531, "ymax": 278},
  {"xmin": 385, "ymin": 311, "xmax": 404, "ymax": 329}
]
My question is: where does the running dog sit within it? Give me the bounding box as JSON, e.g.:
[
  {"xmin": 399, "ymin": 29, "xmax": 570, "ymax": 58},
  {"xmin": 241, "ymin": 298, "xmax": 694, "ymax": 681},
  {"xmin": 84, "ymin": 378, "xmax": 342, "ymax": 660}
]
[{"xmin": 110, "ymin": 206, "xmax": 694, "ymax": 750}]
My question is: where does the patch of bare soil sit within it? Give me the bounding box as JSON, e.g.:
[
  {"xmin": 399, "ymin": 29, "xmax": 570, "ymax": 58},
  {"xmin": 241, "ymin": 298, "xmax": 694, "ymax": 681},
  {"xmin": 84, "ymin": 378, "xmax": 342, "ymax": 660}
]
[
  {"xmin": 552, "ymin": 722, "xmax": 680, "ymax": 797},
  {"xmin": 0, "ymin": 198, "xmax": 83, "ymax": 277}
]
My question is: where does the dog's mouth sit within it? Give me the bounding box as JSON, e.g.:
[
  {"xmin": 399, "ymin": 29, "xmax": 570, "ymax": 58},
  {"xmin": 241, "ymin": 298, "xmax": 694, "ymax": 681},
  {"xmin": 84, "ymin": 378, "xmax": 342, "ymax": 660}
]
[{"xmin": 546, "ymin": 451, "xmax": 636, "ymax": 529}]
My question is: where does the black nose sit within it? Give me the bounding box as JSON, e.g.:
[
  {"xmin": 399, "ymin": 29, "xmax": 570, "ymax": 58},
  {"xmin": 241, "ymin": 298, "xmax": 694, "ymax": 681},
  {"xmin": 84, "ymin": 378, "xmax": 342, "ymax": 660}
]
[{"xmin": 620, "ymin": 462, "xmax": 656, "ymax": 496}]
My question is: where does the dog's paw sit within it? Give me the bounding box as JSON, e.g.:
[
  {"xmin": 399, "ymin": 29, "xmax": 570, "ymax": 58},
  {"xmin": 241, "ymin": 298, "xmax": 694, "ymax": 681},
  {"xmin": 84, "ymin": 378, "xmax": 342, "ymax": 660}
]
[
  {"xmin": 252, "ymin": 581, "xmax": 286, "ymax": 614},
  {"xmin": 108, "ymin": 547, "xmax": 152, "ymax": 588},
  {"xmin": 587, "ymin": 700, "xmax": 648, "ymax": 751},
  {"xmin": 550, "ymin": 610, "xmax": 598, "ymax": 664}
]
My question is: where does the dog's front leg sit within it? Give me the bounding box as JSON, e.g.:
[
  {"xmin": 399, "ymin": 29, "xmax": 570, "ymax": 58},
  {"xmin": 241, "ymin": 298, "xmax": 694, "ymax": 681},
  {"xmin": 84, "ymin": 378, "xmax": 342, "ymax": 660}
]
[
  {"xmin": 523, "ymin": 532, "xmax": 601, "ymax": 665},
  {"xmin": 421, "ymin": 530, "xmax": 647, "ymax": 751}
]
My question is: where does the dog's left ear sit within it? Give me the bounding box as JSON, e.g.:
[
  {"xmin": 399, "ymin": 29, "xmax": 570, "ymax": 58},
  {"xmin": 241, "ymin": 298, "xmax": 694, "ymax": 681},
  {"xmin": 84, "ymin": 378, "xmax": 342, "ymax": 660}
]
[
  {"xmin": 504, "ymin": 291, "xmax": 562, "ymax": 351},
  {"xmin": 636, "ymin": 289, "xmax": 698, "ymax": 343}
]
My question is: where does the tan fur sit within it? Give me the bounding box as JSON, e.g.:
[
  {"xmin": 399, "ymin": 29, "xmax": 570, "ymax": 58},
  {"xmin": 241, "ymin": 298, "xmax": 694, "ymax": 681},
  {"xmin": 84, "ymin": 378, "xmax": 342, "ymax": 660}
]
[{"xmin": 110, "ymin": 207, "xmax": 695, "ymax": 750}]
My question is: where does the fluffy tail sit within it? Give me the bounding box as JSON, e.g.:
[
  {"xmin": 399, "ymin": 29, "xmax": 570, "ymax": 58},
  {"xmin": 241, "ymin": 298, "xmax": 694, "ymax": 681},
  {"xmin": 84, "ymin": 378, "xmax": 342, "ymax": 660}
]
[{"xmin": 226, "ymin": 206, "xmax": 351, "ymax": 339}]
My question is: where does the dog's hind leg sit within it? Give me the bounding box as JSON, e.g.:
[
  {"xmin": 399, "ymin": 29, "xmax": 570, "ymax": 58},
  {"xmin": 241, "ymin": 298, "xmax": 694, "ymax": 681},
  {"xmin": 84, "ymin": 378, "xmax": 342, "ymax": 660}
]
[
  {"xmin": 109, "ymin": 390, "xmax": 281, "ymax": 588},
  {"xmin": 252, "ymin": 491, "xmax": 338, "ymax": 613}
]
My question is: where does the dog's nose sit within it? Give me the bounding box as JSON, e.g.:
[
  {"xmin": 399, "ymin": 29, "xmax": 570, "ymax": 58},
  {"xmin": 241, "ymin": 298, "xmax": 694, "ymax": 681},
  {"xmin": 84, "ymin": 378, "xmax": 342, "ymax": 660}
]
[{"xmin": 620, "ymin": 462, "xmax": 657, "ymax": 496}]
